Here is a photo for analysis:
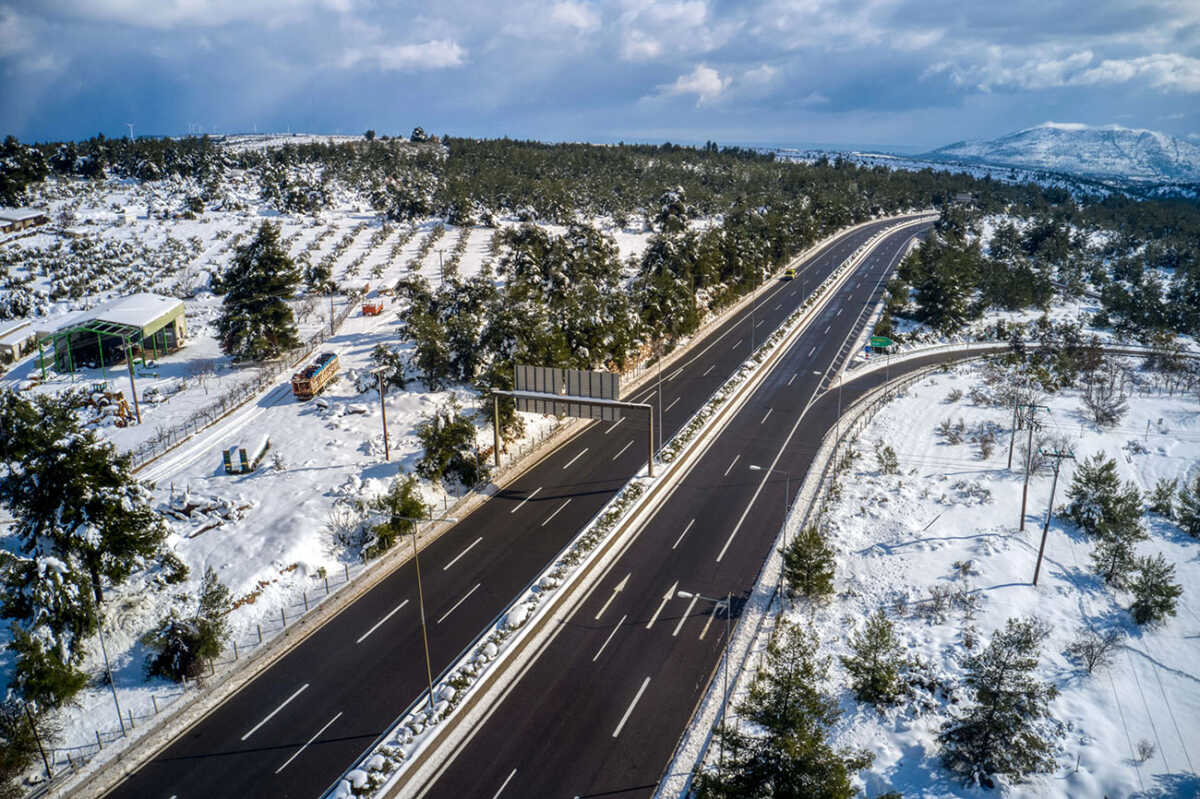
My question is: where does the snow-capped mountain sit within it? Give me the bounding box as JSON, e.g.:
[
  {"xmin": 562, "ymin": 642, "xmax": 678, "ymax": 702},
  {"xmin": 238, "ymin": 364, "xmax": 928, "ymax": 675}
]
[{"xmin": 926, "ymin": 123, "xmax": 1200, "ymax": 183}]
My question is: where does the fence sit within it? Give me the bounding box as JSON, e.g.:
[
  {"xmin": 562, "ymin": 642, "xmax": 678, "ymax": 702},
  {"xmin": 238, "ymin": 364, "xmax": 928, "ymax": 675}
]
[{"xmin": 128, "ymin": 295, "xmax": 360, "ymax": 470}]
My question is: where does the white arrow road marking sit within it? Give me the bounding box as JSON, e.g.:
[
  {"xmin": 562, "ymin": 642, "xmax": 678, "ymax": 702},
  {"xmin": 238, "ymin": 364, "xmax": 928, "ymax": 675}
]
[
  {"xmin": 275, "ymin": 711, "xmax": 342, "ymax": 774},
  {"xmin": 242, "ymin": 684, "xmax": 308, "ymax": 741},
  {"xmin": 595, "ymin": 573, "xmax": 630, "ymax": 620},
  {"xmin": 612, "ymin": 677, "xmax": 651, "ymax": 738},
  {"xmin": 646, "ymin": 580, "xmax": 678, "ymax": 629}
]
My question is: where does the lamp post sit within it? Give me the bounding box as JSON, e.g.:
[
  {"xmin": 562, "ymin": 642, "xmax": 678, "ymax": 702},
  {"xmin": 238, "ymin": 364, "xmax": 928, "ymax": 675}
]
[
  {"xmin": 95, "ymin": 606, "xmax": 126, "ymax": 736},
  {"xmin": 748, "ymin": 464, "xmax": 791, "ymax": 523},
  {"xmin": 370, "ymin": 367, "xmax": 389, "ymax": 461},
  {"xmin": 678, "ymin": 589, "xmax": 732, "ymax": 772},
  {"xmin": 392, "ymin": 515, "xmax": 458, "ymax": 713}
]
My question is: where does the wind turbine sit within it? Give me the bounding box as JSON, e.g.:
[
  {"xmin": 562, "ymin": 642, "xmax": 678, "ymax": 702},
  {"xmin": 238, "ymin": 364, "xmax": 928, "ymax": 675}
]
[{"xmin": 125, "ymin": 122, "xmax": 135, "ymax": 141}]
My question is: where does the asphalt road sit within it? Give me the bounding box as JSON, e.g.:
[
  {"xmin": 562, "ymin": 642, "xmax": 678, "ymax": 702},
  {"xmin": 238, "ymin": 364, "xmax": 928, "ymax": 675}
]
[
  {"xmin": 103, "ymin": 216, "xmax": 924, "ymax": 799},
  {"xmin": 415, "ymin": 223, "xmax": 942, "ymax": 799}
]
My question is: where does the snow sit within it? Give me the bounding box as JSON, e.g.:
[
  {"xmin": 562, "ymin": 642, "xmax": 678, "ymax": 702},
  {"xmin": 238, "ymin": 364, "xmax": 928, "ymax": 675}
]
[
  {"xmin": 87, "ymin": 292, "xmax": 183, "ymax": 329},
  {"xmin": 706, "ymin": 358, "xmax": 1200, "ymax": 798}
]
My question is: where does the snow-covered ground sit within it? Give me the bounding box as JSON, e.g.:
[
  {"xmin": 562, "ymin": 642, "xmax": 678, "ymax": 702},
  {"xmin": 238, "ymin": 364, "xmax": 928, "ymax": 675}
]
[{"xmin": 729, "ymin": 357, "xmax": 1200, "ymax": 797}]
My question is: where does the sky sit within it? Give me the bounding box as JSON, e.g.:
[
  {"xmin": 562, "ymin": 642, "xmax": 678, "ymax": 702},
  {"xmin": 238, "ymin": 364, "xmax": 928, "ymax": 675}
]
[{"xmin": 1, "ymin": 0, "xmax": 1199, "ymax": 151}]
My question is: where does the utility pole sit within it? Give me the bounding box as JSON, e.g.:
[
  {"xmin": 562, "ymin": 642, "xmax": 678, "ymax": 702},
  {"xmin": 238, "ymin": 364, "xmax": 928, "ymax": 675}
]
[
  {"xmin": 125, "ymin": 341, "xmax": 141, "ymax": 425},
  {"xmin": 1033, "ymin": 448, "xmax": 1075, "ymax": 586},
  {"xmin": 96, "ymin": 607, "xmax": 126, "ymax": 735},
  {"xmin": 1007, "ymin": 399, "xmax": 1019, "ymax": 469},
  {"xmin": 24, "ymin": 703, "xmax": 51, "ymax": 778},
  {"xmin": 1017, "ymin": 404, "xmax": 1048, "ymax": 531},
  {"xmin": 373, "ymin": 369, "xmax": 389, "ymax": 461}
]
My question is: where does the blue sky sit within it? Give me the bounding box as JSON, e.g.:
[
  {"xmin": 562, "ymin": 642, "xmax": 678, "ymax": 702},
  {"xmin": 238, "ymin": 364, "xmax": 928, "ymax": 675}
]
[{"xmin": 2, "ymin": 0, "xmax": 1198, "ymax": 150}]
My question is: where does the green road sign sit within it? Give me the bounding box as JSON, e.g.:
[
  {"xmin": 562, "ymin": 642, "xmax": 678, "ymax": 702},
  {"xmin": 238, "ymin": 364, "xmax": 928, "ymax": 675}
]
[{"xmin": 869, "ymin": 335, "xmax": 893, "ymax": 348}]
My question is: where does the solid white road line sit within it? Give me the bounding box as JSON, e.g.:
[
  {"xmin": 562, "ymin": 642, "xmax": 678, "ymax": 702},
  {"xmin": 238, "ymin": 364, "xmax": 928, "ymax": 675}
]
[
  {"xmin": 732, "ymin": 338, "xmax": 743, "ymax": 349},
  {"xmin": 612, "ymin": 677, "xmax": 652, "ymax": 738},
  {"xmin": 664, "ymin": 396, "xmax": 681, "ymax": 413},
  {"xmin": 541, "ymin": 498, "xmax": 572, "ymax": 527},
  {"xmin": 443, "ymin": 538, "xmax": 483, "ymax": 571},
  {"xmin": 760, "ymin": 408, "xmax": 772, "ymax": 425},
  {"xmin": 612, "ymin": 440, "xmax": 633, "ymax": 460},
  {"xmin": 242, "ymin": 684, "xmax": 309, "ymax": 741},
  {"xmin": 275, "ymin": 711, "xmax": 342, "ymax": 774},
  {"xmin": 562, "ymin": 448, "xmax": 589, "ymax": 470},
  {"xmin": 808, "ymin": 346, "xmax": 816, "ymax": 357},
  {"xmin": 672, "ymin": 595, "xmax": 699, "ymax": 637},
  {"xmin": 492, "ymin": 769, "xmax": 518, "ymax": 799},
  {"xmin": 723, "ymin": 454, "xmax": 740, "ymax": 477},
  {"xmin": 604, "ymin": 417, "xmax": 626, "ymax": 434},
  {"xmin": 509, "ymin": 486, "xmax": 542, "ymax": 514},
  {"xmin": 437, "ymin": 583, "xmax": 481, "ymax": 624},
  {"xmin": 646, "ymin": 580, "xmax": 678, "ymax": 630},
  {"xmin": 595, "ymin": 573, "xmax": 630, "ymax": 620},
  {"xmin": 593, "ymin": 614, "xmax": 627, "ymax": 662},
  {"xmin": 356, "ymin": 601, "xmax": 410, "ymax": 644},
  {"xmin": 702, "ymin": 364, "xmax": 715, "ymax": 376},
  {"xmin": 673, "ymin": 519, "xmax": 695, "ymax": 549}
]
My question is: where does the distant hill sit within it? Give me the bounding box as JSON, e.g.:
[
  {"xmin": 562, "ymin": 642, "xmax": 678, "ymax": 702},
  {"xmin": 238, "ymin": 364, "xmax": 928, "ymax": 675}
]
[{"xmin": 925, "ymin": 123, "xmax": 1200, "ymax": 184}]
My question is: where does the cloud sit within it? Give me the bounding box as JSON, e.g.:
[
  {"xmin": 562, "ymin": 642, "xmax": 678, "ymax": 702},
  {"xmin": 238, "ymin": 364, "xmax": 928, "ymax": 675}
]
[
  {"xmin": 657, "ymin": 63, "xmax": 729, "ymax": 105},
  {"xmin": 1073, "ymin": 53, "xmax": 1200, "ymax": 93},
  {"xmin": 35, "ymin": 0, "xmax": 355, "ymax": 29},
  {"xmin": 550, "ymin": 1, "xmax": 601, "ymax": 32},
  {"xmin": 339, "ymin": 39, "xmax": 466, "ymax": 71},
  {"xmin": 927, "ymin": 48, "xmax": 1200, "ymax": 94},
  {"xmin": 620, "ymin": 30, "xmax": 662, "ymax": 61},
  {"xmin": 742, "ymin": 63, "xmax": 777, "ymax": 86}
]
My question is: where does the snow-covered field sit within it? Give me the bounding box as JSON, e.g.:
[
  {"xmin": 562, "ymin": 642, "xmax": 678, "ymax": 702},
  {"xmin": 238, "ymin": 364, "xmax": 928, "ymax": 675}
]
[{"xmin": 760, "ymin": 358, "xmax": 1199, "ymax": 797}]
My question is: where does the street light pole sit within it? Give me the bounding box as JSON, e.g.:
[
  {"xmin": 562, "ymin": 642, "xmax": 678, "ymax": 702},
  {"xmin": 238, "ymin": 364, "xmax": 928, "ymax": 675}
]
[
  {"xmin": 393, "ymin": 515, "xmax": 458, "ymax": 714},
  {"xmin": 95, "ymin": 606, "xmax": 126, "ymax": 736},
  {"xmin": 371, "ymin": 368, "xmax": 389, "ymax": 461},
  {"xmin": 677, "ymin": 589, "xmax": 732, "ymax": 774},
  {"xmin": 124, "ymin": 341, "xmax": 141, "ymax": 425}
]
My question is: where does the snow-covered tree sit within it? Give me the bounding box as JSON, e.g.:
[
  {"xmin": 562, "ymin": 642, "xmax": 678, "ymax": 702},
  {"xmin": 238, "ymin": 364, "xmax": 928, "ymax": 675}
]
[
  {"xmin": 1064, "ymin": 453, "xmax": 1141, "ymax": 538},
  {"xmin": 841, "ymin": 608, "xmax": 906, "ymax": 706},
  {"xmin": 1147, "ymin": 477, "xmax": 1177, "ymax": 519},
  {"xmin": 1128, "ymin": 554, "xmax": 1182, "ymax": 626},
  {"xmin": 0, "ymin": 390, "xmax": 172, "ymax": 706},
  {"xmin": 939, "ymin": 617, "xmax": 1060, "ymax": 784},
  {"xmin": 782, "ymin": 525, "xmax": 835, "ymax": 600},
  {"xmin": 215, "ymin": 221, "xmax": 302, "ymax": 361},
  {"xmin": 367, "ymin": 475, "xmax": 431, "ymax": 557},
  {"xmin": 695, "ymin": 622, "xmax": 871, "ymax": 799},
  {"xmin": 143, "ymin": 566, "xmax": 231, "ymax": 681},
  {"xmin": 1173, "ymin": 474, "xmax": 1200, "ymax": 538}
]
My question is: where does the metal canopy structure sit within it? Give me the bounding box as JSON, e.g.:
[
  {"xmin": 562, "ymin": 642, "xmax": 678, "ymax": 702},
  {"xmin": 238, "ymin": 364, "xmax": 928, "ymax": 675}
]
[{"xmin": 37, "ymin": 319, "xmax": 145, "ymax": 378}]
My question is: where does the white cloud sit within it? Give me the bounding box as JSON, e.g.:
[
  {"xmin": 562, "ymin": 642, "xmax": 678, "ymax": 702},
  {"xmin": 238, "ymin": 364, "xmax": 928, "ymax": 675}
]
[
  {"xmin": 615, "ymin": 0, "xmax": 736, "ymax": 61},
  {"xmin": 36, "ymin": 0, "xmax": 354, "ymax": 29},
  {"xmin": 1074, "ymin": 53, "xmax": 1200, "ymax": 93},
  {"xmin": 550, "ymin": 1, "xmax": 601, "ymax": 32},
  {"xmin": 927, "ymin": 48, "xmax": 1200, "ymax": 94},
  {"xmin": 620, "ymin": 30, "xmax": 663, "ymax": 61},
  {"xmin": 658, "ymin": 63, "xmax": 729, "ymax": 105},
  {"xmin": 339, "ymin": 39, "xmax": 465, "ymax": 71},
  {"xmin": 742, "ymin": 63, "xmax": 777, "ymax": 85}
]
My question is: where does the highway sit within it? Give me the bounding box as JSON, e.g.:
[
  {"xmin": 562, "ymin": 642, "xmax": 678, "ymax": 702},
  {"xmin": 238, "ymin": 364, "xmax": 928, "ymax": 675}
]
[
  {"xmin": 102, "ymin": 216, "xmax": 926, "ymax": 799},
  {"xmin": 413, "ymin": 222, "xmax": 937, "ymax": 799}
]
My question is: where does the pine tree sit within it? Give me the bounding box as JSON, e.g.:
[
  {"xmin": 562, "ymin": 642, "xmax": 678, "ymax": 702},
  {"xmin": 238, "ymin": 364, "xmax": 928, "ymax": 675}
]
[
  {"xmin": 782, "ymin": 526, "xmax": 835, "ymax": 600},
  {"xmin": 367, "ymin": 475, "xmax": 431, "ymax": 557},
  {"xmin": 143, "ymin": 566, "xmax": 231, "ymax": 681},
  {"xmin": 1089, "ymin": 524, "xmax": 1141, "ymax": 588},
  {"xmin": 1147, "ymin": 477, "xmax": 1177, "ymax": 519},
  {"xmin": 939, "ymin": 617, "xmax": 1060, "ymax": 784},
  {"xmin": 695, "ymin": 622, "xmax": 871, "ymax": 799},
  {"xmin": 215, "ymin": 221, "xmax": 302, "ymax": 361},
  {"xmin": 1173, "ymin": 474, "xmax": 1200, "ymax": 538},
  {"xmin": 0, "ymin": 698, "xmax": 53, "ymax": 799},
  {"xmin": 1128, "ymin": 554, "xmax": 1182, "ymax": 626},
  {"xmin": 841, "ymin": 609, "xmax": 906, "ymax": 706},
  {"xmin": 1064, "ymin": 453, "xmax": 1141, "ymax": 538},
  {"xmin": 0, "ymin": 391, "xmax": 170, "ymax": 706}
]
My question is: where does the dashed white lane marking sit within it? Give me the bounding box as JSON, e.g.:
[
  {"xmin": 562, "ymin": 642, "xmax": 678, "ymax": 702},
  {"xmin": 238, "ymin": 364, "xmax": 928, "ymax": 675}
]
[
  {"xmin": 702, "ymin": 364, "xmax": 716, "ymax": 376},
  {"xmin": 562, "ymin": 448, "xmax": 589, "ymax": 470},
  {"xmin": 673, "ymin": 519, "xmax": 695, "ymax": 549},
  {"xmin": 755, "ymin": 319, "xmax": 765, "ymax": 328},
  {"xmin": 275, "ymin": 711, "xmax": 343, "ymax": 774},
  {"xmin": 242, "ymin": 684, "xmax": 309, "ymax": 741},
  {"xmin": 541, "ymin": 498, "xmax": 572, "ymax": 527},
  {"xmin": 787, "ymin": 373, "xmax": 797, "ymax": 386},
  {"xmin": 509, "ymin": 486, "xmax": 542, "ymax": 514},
  {"xmin": 356, "ymin": 601, "xmax": 410, "ymax": 644},
  {"xmin": 492, "ymin": 768, "xmax": 518, "ymax": 799},
  {"xmin": 664, "ymin": 396, "xmax": 681, "ymax": 413},
  {"xmin": 595, "ymin": 573, "xmax": 630, "ymax": 620},
  {"xmin": 437, "ymin": 583, "xmax": 481, "ymax": 624},
  {"xmin": 773, "ymin": 303, "xmax": 782, "ymax": 311},
  {"xmin": 646, "ymin": 580, "xmax": 678, "ymax": 630},
  {"xmin": 593, "ymin": 614, "xmax": 627, "ymax": 662},
  {"xmin": 672, "ymin": 595, "xmax": 699, "ymax": 637},
  {"xmin": 760, "ymin": 408, "xmax": 772, "ymax": 425},
  {"xmin": 808, "ymin": 346, "xmax": 816, "ymax": 357},
  {"xmin": 723, "ymin": 454, "xmax": 740, "ymax": 477},
  {"xmin": 700, "ymin": 609, "xmax": 717, "ymax": 640},
  {"xmin": 667, "ymin": 367, "xmax": 683, "ymax": 381},
  {"xmin": 732, "ymin": 338, "xmax": 743, "ymax": 349},
  {"xmin": 823, "ymin": 325, "xmax": 831, "ymax": 335},
  {"xmin": 604, "ymin": 417, "xmax": 626, "ymax": 434},
  {"xmin": 443, "ymin": 538, "xmax": 483, "ymax": 571},
  {"xmin": 612, "ymin": 677, "xmax": 652, "ymax": 738},
  {"xmin": 613, "ymin": 440, "xmax": 633, "ymax": 460},
  {"xmin": 789, "ymin": 290, "xmax": 797, "ymax": 297},
  {"xmin": 836, "ymin": 307, "xmax": 843, "ymax": 316}
]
